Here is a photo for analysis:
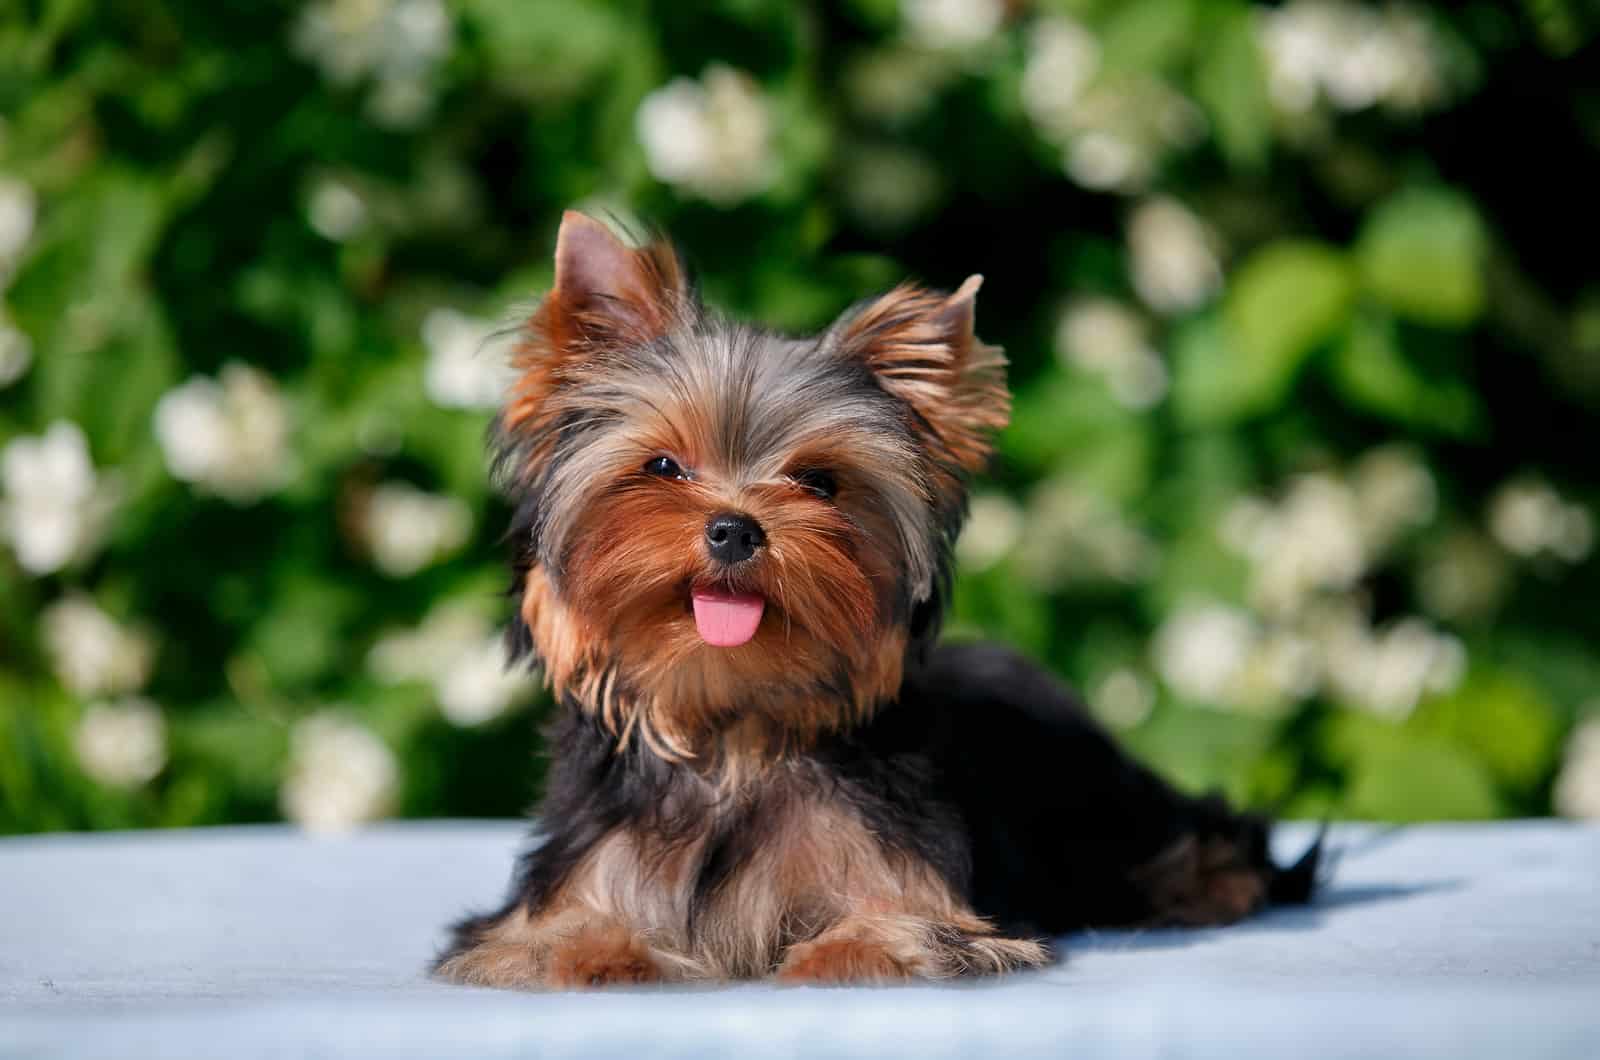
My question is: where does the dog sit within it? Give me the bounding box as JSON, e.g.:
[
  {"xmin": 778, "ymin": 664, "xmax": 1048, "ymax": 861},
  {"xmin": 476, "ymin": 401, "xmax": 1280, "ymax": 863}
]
[{"xmin": 433, "ymin": 211, "xmax": 1319, "ymax": 989}]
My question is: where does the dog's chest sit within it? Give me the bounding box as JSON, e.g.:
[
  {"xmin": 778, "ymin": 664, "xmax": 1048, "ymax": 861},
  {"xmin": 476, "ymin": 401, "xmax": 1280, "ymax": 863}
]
[{"xmin": 564, "ymin": 782, "xmax": 946, "ymax": 975}]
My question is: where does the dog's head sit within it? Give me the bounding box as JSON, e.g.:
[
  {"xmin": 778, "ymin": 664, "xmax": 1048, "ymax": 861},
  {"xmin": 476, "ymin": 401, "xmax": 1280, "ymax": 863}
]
[{"xmin": 496, "ymin": 212, "xmax": 1008, "ymax": 756}]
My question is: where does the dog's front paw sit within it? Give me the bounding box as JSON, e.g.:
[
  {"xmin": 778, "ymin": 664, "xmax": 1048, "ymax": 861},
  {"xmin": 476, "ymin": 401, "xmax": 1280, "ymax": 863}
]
[
  {"xmin": 547, "ymin": 921, "xmax": 663, "ymax": 988},
  {"xmin": 778, "ymin": 935, "xmax": 921, "ymax": 984},
  {"xmin": 778, "ymin": 915, "xmax": 958, "ymax": 984}
]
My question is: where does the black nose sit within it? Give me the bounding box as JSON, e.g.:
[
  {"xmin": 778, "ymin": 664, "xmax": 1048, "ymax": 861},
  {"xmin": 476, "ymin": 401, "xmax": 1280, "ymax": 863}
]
[{"xmin": 705, "ymin": 512, "xmax": 766, "ymax": 565}]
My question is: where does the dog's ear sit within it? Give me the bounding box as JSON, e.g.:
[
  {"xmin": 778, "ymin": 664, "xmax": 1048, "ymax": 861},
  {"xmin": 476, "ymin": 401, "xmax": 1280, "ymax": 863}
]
[
  {"xmin": 501, "ymin": 212, "xmax": 687, "ymax": 456},
  {"xmin": 545, "ymin": 211, "xmax": 687, "ymax": 345},
  {"xmin": 834, "ymin": 275, "xmax": 1010, "ymax": 483}
]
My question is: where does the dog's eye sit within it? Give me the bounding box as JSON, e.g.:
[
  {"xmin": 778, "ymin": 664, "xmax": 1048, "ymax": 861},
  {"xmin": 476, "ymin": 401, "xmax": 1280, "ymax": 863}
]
[
  {"xmin": 643, "ymin": 455, "xmax": 690, "ymax": 480},
  {"xmin": 791, "ymin": 468, "xmax": 838, "ymax": 500}
]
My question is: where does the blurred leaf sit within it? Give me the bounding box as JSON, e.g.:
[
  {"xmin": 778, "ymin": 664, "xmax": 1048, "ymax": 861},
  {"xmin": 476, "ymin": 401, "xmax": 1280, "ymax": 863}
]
[
  {"xmin": 948, "ymin": 565, "xmax": 1054, "ymax": 659},
  {"xmin": 1126, "ymin": 705, "xmax": 1277, "ymax": 804},
  {"xmin": 1, "ymin": 0, "xmax": 1593, "ymax": 835},
  {"xmin": 1143, "ymin": 513, "xmax": 1250, "ymax": 613},
  {"xmin": 1004, "ymin": 375, "xmax": 1145, "ymax": 476},
  {"xmin": 9, "ymin": 167, "xmax": 181, "ymax": 456},
  {"xmin": 1329, "ymin": 310, "xmax": 1481, "ymax": 435},
  {"xmin": 178, "ymin": 707, "xmax": 289, "ymax": 809},
  {"xmin": 246, "ymin": 575, "xmax": 363, "ymax": 691},
  {"xmin": 1412, "ymin": 670, "xmax": 1561, "ymax": 799},
  {"xmin": 1357, "ymin": 187, "xmax": 1487, "ymax": 327},
  {"xmin": 1176, "ymin": 243, "xmax": 1353, "ymax": 424},
  {"xmin": 1333, "ymin": 716, "xmax": 1503, "ymax": 821},
  {"xmin": 1099, "ymin": 0, "xmax": 1198, "ymax": 74},
  {"xmin": 1194, "ymin": 3, "xmax": 1272, "ymax": 170},
  {"xmin": 463, "ymin": 0, "xmax": 636, "ymax": 101}
]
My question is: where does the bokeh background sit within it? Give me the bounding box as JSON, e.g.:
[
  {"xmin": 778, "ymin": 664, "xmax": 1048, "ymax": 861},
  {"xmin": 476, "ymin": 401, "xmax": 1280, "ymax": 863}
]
[{"xmin": 4, "ymin": 0, "xmax": 1600, "ymax": 835}]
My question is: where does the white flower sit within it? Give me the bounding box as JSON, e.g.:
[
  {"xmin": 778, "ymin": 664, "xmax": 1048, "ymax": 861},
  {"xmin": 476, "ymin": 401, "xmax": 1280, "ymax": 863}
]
[
  {"xmin": 1488, "ymin": 481, "xmax": 1555, "ymax": 556},
  {"xmin": 1224, "ymin": 449, "xmax": 1436, "ymax": 620},
  {"xmin": 1105, "ymin": 350, "xmax": 1169, "ymax": 409},
  {"xmin": 1091, "ymin": 667, "xmax": 1156, "ymax": 729},
  {"xmin": 1152, "ymin": 602, "xmax": 1320, "ymax": 716},
  {"xmin": 843, "ymin": 48, "xmax": 951, "ymax": 125},
  {"xmin": 1034, "ymin": 69, "xmax": 1201, "ymax": 194},
  {"xmin": 840, "ymin": 145, "xmax": 942, "ymax": 232},
  {"xmin": 1055, "ymin": 297, "xmax": 1145, "ymax": 372},
  {"xmin": 369, "ymin": 601, "xmax": 533, "ymax": 726},
  {"xmin": 1416, "ymin": 529, "xmax": 1509, "ymax": 622},
  {"xmin": 1352, "ymin": 445, "xmax": 1436, "ymax": 552},
  {"xmin": 367, "ymin": 68, "xmax": 433, "ymax": 127},
  {"xmin": 1553, "ymin": 509, "xmax": 1595, "ymax": 563},
  {"xmin": 1226, "ymin": 628, "xmax": 1318, "ymax": 717},
  {"xmin": 280, "ymin": 712, "xmax": 399, "ymax": 834},
  {"xmin": 1224, "ymin": 474, "xmax": 1367, "ymax": 619},
  {"xmin": 41, "ymin": 595, "xmax": 155, "ymax": 698},
  {"xmin": 1054, "ymin": 297, "xmax": 1168, "ymax": 409},
  {"xmin": 154, "ymin": 363, "xmax": 291, "ymax": 503},
  {"xmin": 0, "ymin": 421, "xmax": 118, "ymax": 574},
  {"xmin": 1016, "ymin": 477, "xmax": 1156, "ymax": 587},
  {"xmin": 956, "ymin": 492, "xmax": 1023, "ymax": 571},
  {"xmin": 1312, "ymin": 606, "xmax": 1464, "ymax": 720},
  {"xmin": 420, "ymin": 308, "xmax": 515, "ymax": 411},
  {"xmin": 75, "ymin": 698, "xmax": 166, "ymax": 787},
  {"xmin": 436, "ymin": 636, "xmax": 529, "ymax": 727},
  {"xmin": 368, "ymin": 602, "xmax": 482, "ymax": 684},
  {"xmin": 360, "ymin": 480, "xmax": 471, "ymax": 576},
  {"xmin": 1153, "ymin": 603, "xmax": 1259, "ymax": 705},
  {"xmin": 1489, "ymin": 479, "xmax": 1594, "ymax": 563},
  {"xmin": 1127, "ymin": 197, "xmax": 1222, "ymax": 314},
  {"xmin": 0, "ymin": 178, "xmax": 36, "ymax": 275},
  {"xmin": 1554, "ymin": 717, "xmax": 1600, "ymax": 820},
  {"xmin": 1020, "ymin": 16, "xmax": 1101, "ymax": 143},
  {"xmin": 0, "ymin": 312, "xmax": 31, "ymax": 386},
  {"xmin": 1258, "ymin": 1, "xmax": 1444, "ymax": 116},
  {"xmin": 636, "ymin": 66, "xmax": 776, "ymax": 205},
  {"xmin": 291, "ymin": 0, "xmax": 451, "ymax": 128},
  {"xmin": 307, "ymin": 178, "xmax": 368, "ymax": 241},
  {"xmin": 902, "ymin": 0, "xmax": 1004, "ymax": 50},
  {"xmin": 1065, "ymin": 131, "xmax": 1148, "ymax": 193},
  {"xmin": 1358, "ymin": 618, "xmax": 1464, "ymax": 719}
]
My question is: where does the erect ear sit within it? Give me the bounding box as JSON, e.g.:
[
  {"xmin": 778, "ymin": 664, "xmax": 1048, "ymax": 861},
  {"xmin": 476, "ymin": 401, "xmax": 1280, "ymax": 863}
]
[
  {"xmin": 500, "ymin": 212, "xmax": 688, "ymax": 459},
  {"xmin": 834, "ymin": 274, "xmax": 1010, "ymax": 480},
  {"xmin": 547, "ymin": 210, "xmax": 688, "ymax": 345}
]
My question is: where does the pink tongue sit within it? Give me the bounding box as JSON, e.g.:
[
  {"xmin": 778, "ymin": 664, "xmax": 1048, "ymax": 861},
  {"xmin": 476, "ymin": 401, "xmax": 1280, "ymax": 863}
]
[{"xmin": 691, "ymin": 589, "xmax": 766, "ymax": 647}]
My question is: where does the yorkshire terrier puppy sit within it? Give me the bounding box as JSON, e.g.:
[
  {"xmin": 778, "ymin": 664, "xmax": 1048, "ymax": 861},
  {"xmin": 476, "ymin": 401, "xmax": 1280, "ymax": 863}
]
[{"xmin": 434, "ymin": 212, "xmax": 1318, "ymax": 989}]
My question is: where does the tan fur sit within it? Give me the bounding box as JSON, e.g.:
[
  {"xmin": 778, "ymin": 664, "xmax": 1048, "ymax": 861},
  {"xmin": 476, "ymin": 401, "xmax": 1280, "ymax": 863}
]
[
  {"xmin": 435, "ymin": 767, "xmax": 1049, "ymax": 988},
  {"xmin": 434, "ymin": 904, "xmax": 691, "ymax": 990},
  {"xmin": 1131, "ymin": 834, "xmax": 1268, "ymax": 926},
  {"xmin": 502, "ymin": 214, "xmax": 691, "ymax": 462},
  {"xmin": 520, "ymin": 559, "xmax": 909, "ymax": 766},
  {"xmin": 834, "ymin": 276, "xmax": 1010, "ymax": 496},
  {"xmin": 778, "ymin": 916, "xmax": 944, "ymax": 983},
  {"xmin": 777, "ymin": 914, "xmax": 1049, "ymax": 983}
]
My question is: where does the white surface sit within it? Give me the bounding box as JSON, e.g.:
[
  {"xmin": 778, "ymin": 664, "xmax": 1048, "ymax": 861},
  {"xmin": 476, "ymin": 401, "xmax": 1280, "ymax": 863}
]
[{"xmin": 2, "ymin": 821, "xmax": 1597, "ymax": 1058}]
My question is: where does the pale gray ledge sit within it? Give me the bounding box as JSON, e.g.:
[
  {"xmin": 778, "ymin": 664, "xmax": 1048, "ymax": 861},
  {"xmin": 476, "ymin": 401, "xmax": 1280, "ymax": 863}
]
[{"xmin": 3, "ymin": 820, "xmax": 1597, "ymax": 1059}]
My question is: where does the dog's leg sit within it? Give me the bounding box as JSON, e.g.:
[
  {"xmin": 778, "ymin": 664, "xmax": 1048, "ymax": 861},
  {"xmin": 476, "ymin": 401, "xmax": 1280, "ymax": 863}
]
[
  {"xmin": 905, "ymin": 642, "xmax": 1321, "ymax": 935},
  {"xmin": 776, "ymin": 913, "xmax": 1049, "ymax": 984},
  {"xmin": 434, "ymin": 903, "xmax": 685, "ymax": 989}
]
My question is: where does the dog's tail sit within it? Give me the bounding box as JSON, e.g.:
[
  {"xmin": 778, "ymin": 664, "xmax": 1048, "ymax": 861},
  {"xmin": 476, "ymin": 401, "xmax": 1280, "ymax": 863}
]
[{"xmin": 1268, "ymin": 821, "xmax": 1328, "ymax": 905}]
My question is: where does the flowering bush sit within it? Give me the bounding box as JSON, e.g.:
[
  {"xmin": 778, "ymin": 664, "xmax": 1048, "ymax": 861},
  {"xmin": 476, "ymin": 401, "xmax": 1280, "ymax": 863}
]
[{"xmin": 3, "ymin": 0, "xmax": 1598, "ymax": 833}]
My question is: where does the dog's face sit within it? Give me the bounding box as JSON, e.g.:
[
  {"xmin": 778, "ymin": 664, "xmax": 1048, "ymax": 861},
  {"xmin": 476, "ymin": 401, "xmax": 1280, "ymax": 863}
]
[{"xmin": 497, "ymin": 213, "xmax": 1008, "ymax": 754}]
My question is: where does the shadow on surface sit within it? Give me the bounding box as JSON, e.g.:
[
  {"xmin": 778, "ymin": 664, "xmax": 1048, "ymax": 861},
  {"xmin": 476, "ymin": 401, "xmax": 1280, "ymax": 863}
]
[{"xmin": 1065, "ymin": 876, "xmax": 1465, "ymax": 955}]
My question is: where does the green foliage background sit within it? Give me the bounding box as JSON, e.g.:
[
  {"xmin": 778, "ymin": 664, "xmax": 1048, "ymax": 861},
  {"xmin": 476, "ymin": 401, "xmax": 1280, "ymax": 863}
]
[{"xmin": 3, "ymin": 0, "xmax": 1599, "ymax": 833}]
